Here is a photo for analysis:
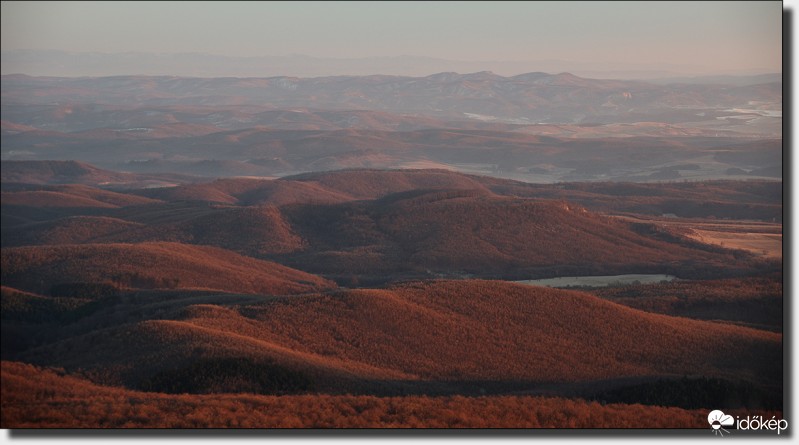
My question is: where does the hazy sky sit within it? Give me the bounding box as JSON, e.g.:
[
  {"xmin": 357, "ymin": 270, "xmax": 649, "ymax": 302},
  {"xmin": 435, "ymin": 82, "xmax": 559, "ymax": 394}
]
[{"xmin": 0, "ymin": 1, "xmax": 783, "ymax": 75}]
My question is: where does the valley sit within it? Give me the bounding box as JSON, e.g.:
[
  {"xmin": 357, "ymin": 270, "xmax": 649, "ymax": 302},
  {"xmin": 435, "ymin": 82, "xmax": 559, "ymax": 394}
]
[
  {"xmin": 0, "ymin": 69, "xmax": 783, "ymax": 429},
  {"xmin": 1, "ymin": 160, "xmax": 783, "ymax": 428}
]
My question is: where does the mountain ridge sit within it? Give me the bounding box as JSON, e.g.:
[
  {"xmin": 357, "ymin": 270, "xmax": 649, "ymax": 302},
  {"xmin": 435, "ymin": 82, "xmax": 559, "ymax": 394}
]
[{"xmin": 1, "ymin": 49, "xmax": 779, "ymax": 80}]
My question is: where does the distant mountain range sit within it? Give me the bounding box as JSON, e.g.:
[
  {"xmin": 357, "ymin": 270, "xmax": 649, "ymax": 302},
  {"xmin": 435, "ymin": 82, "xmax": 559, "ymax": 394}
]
[
  {"xmin": 1, "ymin": 49, "xmax": 780, "ymax": 82},
  {"xmin": 1, "ymin": 71, "xmax": 781, "ymax": 128}
]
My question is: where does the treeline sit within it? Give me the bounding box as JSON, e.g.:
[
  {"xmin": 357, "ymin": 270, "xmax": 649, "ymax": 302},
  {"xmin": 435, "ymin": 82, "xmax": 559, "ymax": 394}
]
[
  {"xmin": 2, "ymin": 361, "xmax": 721, "ymax": 428},
  {"xmin": 139, "ymin": 357, "xmax": 314, "ymax": 395},
  {"xmin": 587, "ymin": 376, "xmax": 782, "ymax": 410},
  {"xmin": 111, "ymin": 272, "xmax": 180, "ymax": 290},
  {"xmin": 49, "ymin": 282, "xmax": 121, "ymax": 298},
  {"xmin": 47, "ymin": 275, "xmax": 179, "ymax": 299},
  {"xmin": 1, "ymin": 286, "xmax": 88, "ymax": 322}
]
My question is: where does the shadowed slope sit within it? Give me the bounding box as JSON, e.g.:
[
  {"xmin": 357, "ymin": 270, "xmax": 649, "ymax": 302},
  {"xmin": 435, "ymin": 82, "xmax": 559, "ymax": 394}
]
[
  {"xmin": 138, "ymin": 177, "xmax": 354, "ymax": 206},
  {"xmin": 0, "ymin": 184, "xmax": 161, "ymax": 208},
  {"xmin": 590, "ymin": 275, "xmax": 783, "ymax": 331},
  {"xmin": 2, "ymin": 216, "xmax": 145, "ymax": 247},
  {"xmin": 143, "ymin": 206, "xmax": 305, "ymax": 255},
  {"xmin": 279, "ymin": 192, "xmax": 755, "ymax": 279},
  {"xmin": 0, "ymin": 160, "xmax": 136, "ymax": 185},
  {"xmin": 4, "ymin": 203, "xmax": 312, "ymax": 256}
]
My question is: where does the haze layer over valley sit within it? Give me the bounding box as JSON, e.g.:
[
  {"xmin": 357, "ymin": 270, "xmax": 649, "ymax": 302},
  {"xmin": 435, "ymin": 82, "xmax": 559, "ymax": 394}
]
[{"xmin": 1, "ymin": 71, "xmax": 781, "ymax": 183}]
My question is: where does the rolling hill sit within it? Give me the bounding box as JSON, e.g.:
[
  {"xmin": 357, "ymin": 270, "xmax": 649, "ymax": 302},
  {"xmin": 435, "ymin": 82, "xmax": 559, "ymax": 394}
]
[
  {"xmin": 275, "ymin": 190, "xmax": 758, "ymax": 281},
  {"xmin": 4, "ymin": 163, "xmax": 779, "ymax": 221},
  {"xmin": 132, "ymin": 167, "xmax": 782, "ymax": 220},
  {"xmin": 0, "ymin": 184, "xmax": 161, "ymax": 208},
  {"xmin": 0, "ymin": 160, "xmax": 200, "ymax": 188},
  {"xmin": 480, "ymin": 176, "xmax": 783, "ymax": 220},
  {"xmin": 1, "ymin": 242, "xmax": 335, "ymax": 296},
  {"xmin": 11, "ymin": 280, "xmax": 780, "ymax": 398},
  {"xmin": 136, "ymin": 169, "xmax": 493, "ymax": 205},
  {"xmin": 0, "ymin": 160, "xmax": 138, "ymax": 185},
  {"xmin": 1, "ymin": 216, "xmax": 146, "ymax": 247},
  {"xmin": 1, "ymin": 168, "xmax": 772, "ymax": 282}
]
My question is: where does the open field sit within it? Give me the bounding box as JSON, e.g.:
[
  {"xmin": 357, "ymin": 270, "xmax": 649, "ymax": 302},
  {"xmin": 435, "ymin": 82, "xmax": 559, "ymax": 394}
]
[
  {"xmin": 686, "ymin": 229, "xmax": 782, "ymax": 259},
  {"xmin": 611, "ymin": 214, "xmax": 782, "ymax": 259}
]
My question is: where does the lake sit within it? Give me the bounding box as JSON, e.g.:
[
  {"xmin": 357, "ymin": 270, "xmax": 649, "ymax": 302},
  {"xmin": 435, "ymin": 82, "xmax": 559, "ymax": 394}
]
[{"xmin": 515, "ymin": 274, "xmax": 677, "ymax": 288}]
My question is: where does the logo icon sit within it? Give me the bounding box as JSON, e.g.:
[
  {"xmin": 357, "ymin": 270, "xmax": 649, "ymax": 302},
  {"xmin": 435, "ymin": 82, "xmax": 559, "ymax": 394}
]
[{"xmin": 708, "ymin": 410, "xmax": 735, "ymax": 436}]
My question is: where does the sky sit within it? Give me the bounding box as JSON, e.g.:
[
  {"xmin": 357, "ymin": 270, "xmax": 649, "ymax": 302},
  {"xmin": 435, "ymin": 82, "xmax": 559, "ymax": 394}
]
[{"xmin": 0, "ymin": 1, "xmax": 784, "ymax": 77}]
